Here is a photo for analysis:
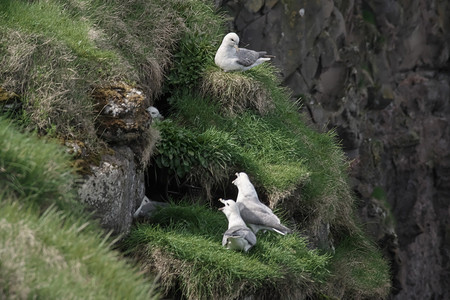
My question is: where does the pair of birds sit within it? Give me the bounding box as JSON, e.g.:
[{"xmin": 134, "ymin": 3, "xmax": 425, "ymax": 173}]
[
  {"xmin": 219, "ymin": 172, "xmax": 291, "ymax": 253},
  {"xmin": 214, "ymin": 32, "xmax": 274, "ymax": 72}
]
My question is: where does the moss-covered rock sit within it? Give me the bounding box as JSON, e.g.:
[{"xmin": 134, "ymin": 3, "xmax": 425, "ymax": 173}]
[
  {"xmin": 92, "ymin": 82, "xmax": 151, "ymax": 144},
  {"xmin": 0, "ymin": 86, "xmax": 21, "ymax": 114}
]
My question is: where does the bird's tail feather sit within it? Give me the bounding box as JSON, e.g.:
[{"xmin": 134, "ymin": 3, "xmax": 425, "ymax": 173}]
[{"xmin": 273, "ymin": 224, "xmax": 292, "ymax": 235}]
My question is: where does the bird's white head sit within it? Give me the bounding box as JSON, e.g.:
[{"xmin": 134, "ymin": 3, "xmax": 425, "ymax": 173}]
[
  {"xmin": 222, "ymin": 32, "xmax": 239, "ymax": 49},
  {"xmin": 218, "ymin": 198, "xmax": 240, "ymax": 217},
  {"xmin": 146, "ymin": 106, "xmax": 163, "ymax": 120},
  {"xmin": 133, "ymin": 196, "xmax": 151, "ymax": 218},
  {"xmin": 232, "ymin": 172, "xmax": 251, "ymax": 187}
]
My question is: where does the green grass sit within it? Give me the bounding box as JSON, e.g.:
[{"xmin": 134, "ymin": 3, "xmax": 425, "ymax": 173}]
[
  {"xmin": 169, "ymin": 65, "xmax": 354, "ymax": 228},
  {"xmin": 0, "ymin": 200, "xmax": 157, "ymax": 300},
  {"xmin": 326, "ymin": 234, "xmax": 391, "ymax": 298},
  {"xmin": 126, "ymin": 203, "xmax": 330, "ymax": 299},
  {"xmin": 0, "ymin": 0, "xmax": 116, "ymax": 60},
  {"xmin": 0, "ymin": 0, "xmax": 223, "ymax": 153},
  {"xmin": 0, "ymin": 117, "xmax": 158, "ymax": 299},
  {"xmin": 0, "ymin": 117, "xmax": 80, "ymax": 213}
]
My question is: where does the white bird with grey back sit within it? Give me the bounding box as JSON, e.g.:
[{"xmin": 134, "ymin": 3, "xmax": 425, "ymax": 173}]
[
  {"xmin": 146, "ymin": 106, "xmax": 164, "ymax": 121},
  {"xmin": 219, "ymin": 198, "xmax": 257, "ymax": 252},
  {"xmin": 133, "ymin": 196, "xmax": 168, "ymax": 219},
  {"xmin": 214, "ymin": 32, "xmax": 274, "ymax": 72},
  {"xmin": 233, "ymin": 172, "xmax": 292, "ymax": 235}
]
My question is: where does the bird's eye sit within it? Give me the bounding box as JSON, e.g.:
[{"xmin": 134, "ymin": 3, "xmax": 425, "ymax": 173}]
[{"xmin": 231, "ymin": 39, "xmax": 234, "ymax": 42}]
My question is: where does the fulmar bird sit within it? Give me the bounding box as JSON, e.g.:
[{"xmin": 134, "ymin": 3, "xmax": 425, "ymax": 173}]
[
  {"xmin": 219, "ymin": 198, "xmax": 257, "ymax": 252},
  {"xmin": 233, "ymin": 172, "xmax": 292, "ymax": 235},
  {"xmin": 214, "ymin": 32, "xmax": 274, "ymax": 72},
  {"xmin": 133, "ymin": 196, "xmax": 168, "ymax": 219}
]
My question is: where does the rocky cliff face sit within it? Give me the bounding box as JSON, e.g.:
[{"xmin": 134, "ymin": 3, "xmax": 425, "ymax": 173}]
[
  {"xmin": 77, "ymin": 83, "xmax": 159, "ymax": 235},
  {"xmin": 217, "ymin": 0, "xmax": 449, "ymax": 298}
]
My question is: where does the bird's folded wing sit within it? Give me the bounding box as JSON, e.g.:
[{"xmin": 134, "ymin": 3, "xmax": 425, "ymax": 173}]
[
  {"xmin": 224, "ymin": 226, "xmax": 257, "ymax": 246},
  {"xmin": 238, "ymin": 202, "xmax": 281, "ymax": 225},
  {"xmin": 236, "ymin": 48, "xmax": 263, "ymax": 67}
]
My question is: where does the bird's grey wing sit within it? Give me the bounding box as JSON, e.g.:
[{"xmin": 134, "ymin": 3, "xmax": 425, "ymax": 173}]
[
  {"xmin": 222, "ymin": 233, "xmax": 229, "ymax": 246},
  {"xmin": 238, "ymin": 203, "xmax": 292, "ymax": 234},
  {"xmin": 236, "ymin": 48, "xmax": 265, "ymax": 67},
  {"xmin": 248, "ymin": 199, "xmax": 276, "ymax": 215},
  {"xmin": 136, "ymin": 201, "xmax": 168, "ymax": 218},
  {"xmin": 238, "ymin": 202, "xmax": 283, "ymax": 228},
  {"xmin": 225, "ymin": 226, "xmax": 257, "ymax": 246},
  {"xmin": 238, "ymin": 202, "xmax": 278, "ymax": 222}
]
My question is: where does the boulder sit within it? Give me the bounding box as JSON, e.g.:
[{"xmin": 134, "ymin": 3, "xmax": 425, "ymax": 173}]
[{"xmin": 78, "ymin": 146, "xmax": 145, "ymax": 235}]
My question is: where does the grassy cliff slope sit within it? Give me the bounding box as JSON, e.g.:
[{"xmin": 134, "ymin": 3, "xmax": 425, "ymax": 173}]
[
  {"xmin": 0, "ymin": 117, "xmax": 157, "ymax": 299},
  {"xmin": 0, "ymin": 0, "xmax": 391, "ymax": 299}
]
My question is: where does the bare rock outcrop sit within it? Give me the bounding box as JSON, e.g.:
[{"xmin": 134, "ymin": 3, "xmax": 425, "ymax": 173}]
[
  {"xmin": 78, "ymin": 146, "xmax": 145, "ymax": 235},
  {"xmin": 77, "ymin": 83, "xmax": 159, "ymax": 235}
]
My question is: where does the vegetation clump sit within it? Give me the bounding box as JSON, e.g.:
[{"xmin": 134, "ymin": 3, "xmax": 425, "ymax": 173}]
[
  {"xmin": 127, "ymin": 203, "xmax": 330, "ymax": 299},
  {"xmin": 201, "ymin": 68, "xmax": 275, "ymax": 115}
]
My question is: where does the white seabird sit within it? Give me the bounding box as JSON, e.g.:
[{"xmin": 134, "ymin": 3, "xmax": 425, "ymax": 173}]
[
  {"xmin": 233, "ymin": 172, "xmax": 292, "ymax": 235},
  {"xmin": 214, "ymin": 32, "xmax": 274, "ymax": 72},
  {"xmin": 146, "ymin": 106, "xmax": 164, "ymax": 121},
  {"xmin": 219, "ymin": 198, "xmax": 257, "ymax": 252},
  {"xmin": 133, "ymin": 196, "xmax": 168, "ymax": 218}
]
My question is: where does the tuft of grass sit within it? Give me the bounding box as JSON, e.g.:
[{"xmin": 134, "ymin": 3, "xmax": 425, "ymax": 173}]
[
  {"xmin": 153, "ymin": 119, "xmax": 235, "ymax": 200},
  {"xmin": 0, "ymin": 117, "xmax": 80, "ymax": 213},
  {"xmin": 125, "ymin": 203, "xmax": 330, "ymax": 299},
  {"xmin": 0, "ymin": 0, "xmax": 116, "ymax": 60},
  {"xmin": 0, "ymin": 27, "xmax": 102, "ymax": 144},
  {"xmin": 324, "ymin": 234, "xmax": 391, "ymax": 298},
  {"xmin": 162, "ymin": 0, "xmax": 225, "ymax": 92},
  {"xmin": 200, "ymin": 67, "xmax": 274, "ymax": 115},
  {"xmin": 0, "ymin": 200, "xmax": 158, "ymax": 300}
]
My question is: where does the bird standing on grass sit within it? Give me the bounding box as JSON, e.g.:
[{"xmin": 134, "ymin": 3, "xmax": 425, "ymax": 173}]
[
  {"xmin": 233, "ymin": 172, "xmax": 292, "ymax": 235},
  {"xmin": 219, "ymin": 198, "xmax": 257, "ymax": 252},
  {"xmin": 214, "ymin": 32, "xmax": 274, "ymax": 72}
]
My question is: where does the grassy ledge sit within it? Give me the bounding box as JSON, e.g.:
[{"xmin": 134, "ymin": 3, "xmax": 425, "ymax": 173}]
[{"xmin": 125, "ymin": 203, "xmax": 330, "ymax": 299}]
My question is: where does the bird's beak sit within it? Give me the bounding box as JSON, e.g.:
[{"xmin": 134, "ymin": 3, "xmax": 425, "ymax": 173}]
[
  {"xmin": 234, "ymin": 45, "xmax": 239, "ymax": 51},
  {"xmin": 232, "ymin": 172, "xmax": 239, "ymax": 185},
  {"xmin": 218, "ymin": 198, "xmax": 225, "ymax": 210}
]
